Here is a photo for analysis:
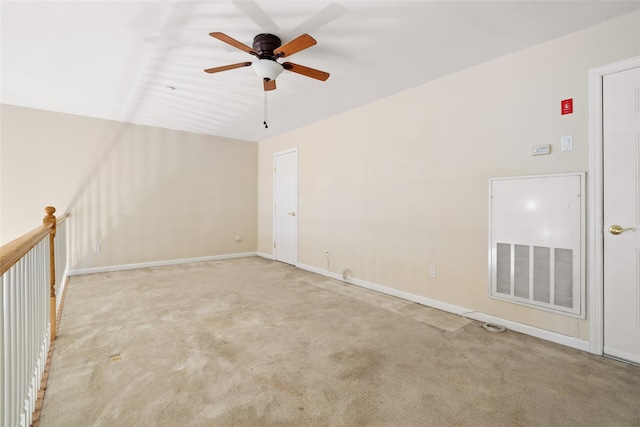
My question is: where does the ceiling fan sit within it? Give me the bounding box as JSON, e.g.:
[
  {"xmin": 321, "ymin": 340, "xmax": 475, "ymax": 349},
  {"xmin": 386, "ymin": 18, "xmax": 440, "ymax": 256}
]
[{"xmin": 204, "ymin": 32, "xmax": 330, "ymax": 91}]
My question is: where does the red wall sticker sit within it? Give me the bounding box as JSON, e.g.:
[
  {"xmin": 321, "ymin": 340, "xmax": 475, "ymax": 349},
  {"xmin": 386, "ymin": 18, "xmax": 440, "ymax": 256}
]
[{"xmin": 561, "ymin": 98, "xmax": 573, "ymax": 115}]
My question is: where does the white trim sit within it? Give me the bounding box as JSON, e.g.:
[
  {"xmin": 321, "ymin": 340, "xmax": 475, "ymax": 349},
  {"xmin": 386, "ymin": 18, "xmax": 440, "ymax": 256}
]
[
  {"xmin": 588, "ymin": 56, "xmax": 640, "ymax": 356},
  {"xmin": 67, "ymin": 252, "xmax": 258, "ymax": 275},
  {"xmin": 603, "ymin": 348, "xmax": 640, "ymax": 365},
  {"xmin": 257, "ymin": 251, "xmax": 274, "ymax": 260},
  {"xmin": 297, "ymin": 263, "xmax": 590, "ymax": 353}
]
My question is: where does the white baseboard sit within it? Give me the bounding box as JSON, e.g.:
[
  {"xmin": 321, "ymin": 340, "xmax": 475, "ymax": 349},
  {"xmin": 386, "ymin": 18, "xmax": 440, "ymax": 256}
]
[
  {"xmin": 67, "ymin": 252, "xmax": 258, "ymax": 276},
  {"xmin": 257, "ymin": 251, "xmax": 274, "ymax": 260},
  {"xmin": 603, "ymin": 348, "xmax": 640, "ymax": 365},
  {"xmin": 296, "ymin": 263, "xmax": 591, "ymax": 353}
]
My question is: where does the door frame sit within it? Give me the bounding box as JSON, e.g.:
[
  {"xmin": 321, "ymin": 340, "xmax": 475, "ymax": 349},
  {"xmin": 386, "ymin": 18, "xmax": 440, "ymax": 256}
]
[
  {"xmin": 588, "ymin": 55, "xmax": 640, "ymax": 355},
  {"xmin": 272, "ymin": 147, "xmax": 298, "ymax": 265}
]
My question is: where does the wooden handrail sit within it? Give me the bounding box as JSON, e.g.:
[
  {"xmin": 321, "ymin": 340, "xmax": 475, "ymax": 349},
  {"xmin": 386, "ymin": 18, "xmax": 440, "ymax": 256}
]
[
  {"xmin": 0, "ymin": 209, "xmax": 68, "ymax": 276},
  {"xmin": 0, "ymin": 222, "xmax": 53, "ymax": 276}
]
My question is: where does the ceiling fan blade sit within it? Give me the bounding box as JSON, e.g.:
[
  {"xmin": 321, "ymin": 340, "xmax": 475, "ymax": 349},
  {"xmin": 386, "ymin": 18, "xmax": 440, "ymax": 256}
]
[
  {"xmin": 274, "ymin": 34, "xmax": 316, "ymax": 58},
  {"xmin": 232, "ymin": 0, "xmax": 279, "ymax": 34},
  {"xmin": 282, "ymin": 62, "xmax": 330, "ymax": 81},
  {"xmin": 263, "ymin": 79, "xmax": 276, "ymax": 91},
  {"xmin": 204, "ymin": 62, "xmax": 252, "ymax": 74},
  {"xmin": 292, "ymin": 4, "xmax": 347, "ymax": 35},
  {"xmin": 209, "ymin": 32, "xmax": 257, "ymax": 56}
]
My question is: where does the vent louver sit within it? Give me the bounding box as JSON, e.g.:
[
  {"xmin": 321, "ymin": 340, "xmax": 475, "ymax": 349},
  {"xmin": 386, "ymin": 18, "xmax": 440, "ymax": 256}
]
[{"xmin": 495, "ymin": 243, "xmax": 573, "ymax": 311}]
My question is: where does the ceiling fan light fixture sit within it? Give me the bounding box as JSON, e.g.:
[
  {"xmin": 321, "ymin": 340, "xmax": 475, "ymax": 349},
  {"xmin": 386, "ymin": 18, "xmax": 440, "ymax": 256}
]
[{"xmin": 252, "ymin": 59, "xmax": 283, "ymax": 81}]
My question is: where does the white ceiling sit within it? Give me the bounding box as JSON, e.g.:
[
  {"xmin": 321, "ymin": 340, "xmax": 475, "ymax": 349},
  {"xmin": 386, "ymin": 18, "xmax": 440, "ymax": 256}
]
[{"xmin": 2, "ymin": 1, "xmax": 638, "ymax": 143}]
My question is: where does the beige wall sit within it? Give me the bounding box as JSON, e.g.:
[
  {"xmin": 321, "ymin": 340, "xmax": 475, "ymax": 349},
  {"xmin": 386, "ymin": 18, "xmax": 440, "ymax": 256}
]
[
  {"xmin": 258, "ymin": 12, "xmax": 640, "ymax": 340},
  {"xmin": 1, "ymin": 105, "xmax": 258, "ymax": 269}
]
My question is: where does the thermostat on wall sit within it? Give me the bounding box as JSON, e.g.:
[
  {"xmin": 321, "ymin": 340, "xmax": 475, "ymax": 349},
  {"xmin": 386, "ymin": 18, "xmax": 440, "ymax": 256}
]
[{"xmin": 532, "ymin": 144, "xmax": 550, "ymax": 156}]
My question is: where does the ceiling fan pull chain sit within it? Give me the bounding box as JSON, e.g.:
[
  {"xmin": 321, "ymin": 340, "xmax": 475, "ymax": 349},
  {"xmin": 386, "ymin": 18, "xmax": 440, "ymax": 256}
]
[{"xmin": 263, "ymin": 86, "xmax": 269, "ymax": 128}]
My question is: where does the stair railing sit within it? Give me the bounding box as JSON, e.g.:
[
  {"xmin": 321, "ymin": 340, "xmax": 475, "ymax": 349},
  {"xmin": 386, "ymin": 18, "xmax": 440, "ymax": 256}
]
[{"xmin": 1, "ymin": 207, "xmax": 68, "ymax": 427}]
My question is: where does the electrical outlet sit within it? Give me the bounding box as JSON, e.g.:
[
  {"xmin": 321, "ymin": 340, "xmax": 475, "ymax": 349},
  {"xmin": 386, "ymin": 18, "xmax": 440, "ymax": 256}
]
[
  {"xmin": 235, "ymin": 235, "xmax": 241, "ymax": 242},
  {"xmin": 429, "ymin": 266, "xmax": 437, "ymax": 278},
  {"xmin": 93, "ymin": 244, "xmax": 101, "ymax": 253}
]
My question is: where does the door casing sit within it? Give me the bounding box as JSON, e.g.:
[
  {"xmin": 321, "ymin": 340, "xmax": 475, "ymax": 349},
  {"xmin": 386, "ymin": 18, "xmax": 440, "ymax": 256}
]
[
  {"xmin": 588, "ymin": 55, "xmax": 640, "ymax": 355},
  {"xmin": 273, "ymin": 147, "xmax": 298, "ymax": 265}
]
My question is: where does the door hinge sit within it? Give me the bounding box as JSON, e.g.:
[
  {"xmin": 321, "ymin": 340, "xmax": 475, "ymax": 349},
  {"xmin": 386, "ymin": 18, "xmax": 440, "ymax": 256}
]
[{"xmin": 274, "ymin": 242, "xmax": 276, "ymax": 249}]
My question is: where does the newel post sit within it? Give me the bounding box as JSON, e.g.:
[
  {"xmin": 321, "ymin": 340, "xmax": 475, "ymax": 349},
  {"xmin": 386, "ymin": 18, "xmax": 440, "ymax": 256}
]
[{"xmin": 43, "ymin": 206, "xmax": 57, "ymax": 342}]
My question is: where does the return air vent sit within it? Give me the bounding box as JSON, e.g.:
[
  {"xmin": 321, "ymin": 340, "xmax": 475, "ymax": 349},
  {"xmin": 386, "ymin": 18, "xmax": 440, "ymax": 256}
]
[
  {"xmin": 489, "ymin": 173, "xmax": 585, "ymax": 317},
  {"xmin": 495, "ymin": 243, "xmax": 573, "ymax": 307}
]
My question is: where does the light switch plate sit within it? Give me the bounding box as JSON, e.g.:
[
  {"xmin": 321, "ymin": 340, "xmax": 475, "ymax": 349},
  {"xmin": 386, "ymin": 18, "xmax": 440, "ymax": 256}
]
[{"xmin": 561, "ymin": 135, "xmax": 573, "ymax": 151}]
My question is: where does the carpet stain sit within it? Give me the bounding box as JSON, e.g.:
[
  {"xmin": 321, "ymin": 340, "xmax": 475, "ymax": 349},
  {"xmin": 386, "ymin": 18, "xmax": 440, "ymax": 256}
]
[
  {"xmin": 330, "ymin": 348, "xmax": 385, "ymax": 381},
  {"xmin": 344, "ymin": 395, "xmax": 383, "ymax": 426},
  {"xmin": 258, "ymin": 375, "xmax": 305, "ymax": 397}
]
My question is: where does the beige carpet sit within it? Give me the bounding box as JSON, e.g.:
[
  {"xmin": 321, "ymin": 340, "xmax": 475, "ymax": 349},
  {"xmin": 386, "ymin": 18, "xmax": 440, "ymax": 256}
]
[{"xmin": 40, "ymin": 257, "xmax": 640, "ymax": 426}]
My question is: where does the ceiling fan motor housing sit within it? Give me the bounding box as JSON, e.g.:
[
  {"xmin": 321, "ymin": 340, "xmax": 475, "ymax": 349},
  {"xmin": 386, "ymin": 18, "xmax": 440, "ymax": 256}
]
[
  {"xmin": 206, "ymin": 31, "xmax": 329, "ymax": 90},
  {"xmin": 253, "ymin": 34, "xmax": 282, "ymax": 59}
]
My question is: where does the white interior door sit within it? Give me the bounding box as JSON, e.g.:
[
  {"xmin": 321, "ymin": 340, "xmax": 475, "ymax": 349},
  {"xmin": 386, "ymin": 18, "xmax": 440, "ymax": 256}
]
[
  {"xmin": 603, "ymin": 66, "xmax": 640, "ymax": 364},
  {"xmin": 273, "ymin": 149, "xmax": 298, "ymax": 265}
]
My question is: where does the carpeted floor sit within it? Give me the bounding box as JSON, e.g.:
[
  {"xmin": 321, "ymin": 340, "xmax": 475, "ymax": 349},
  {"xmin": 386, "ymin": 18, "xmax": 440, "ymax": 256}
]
[{"xmin": 39, "ymin": 256, "xmax": 640, "ymax": 426}]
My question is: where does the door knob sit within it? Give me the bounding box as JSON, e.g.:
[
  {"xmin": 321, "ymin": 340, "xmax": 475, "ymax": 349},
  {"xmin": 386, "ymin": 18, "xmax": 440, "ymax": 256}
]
[
  {"xmin": 609, "ymin": 224, "xmax": 636, "ymax": 235},
  {"xmin": 288, "ymin": 211, "xmax": 296, "ymax": 216}
]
